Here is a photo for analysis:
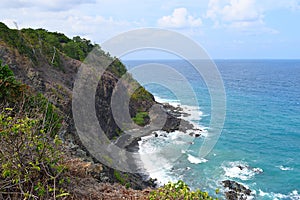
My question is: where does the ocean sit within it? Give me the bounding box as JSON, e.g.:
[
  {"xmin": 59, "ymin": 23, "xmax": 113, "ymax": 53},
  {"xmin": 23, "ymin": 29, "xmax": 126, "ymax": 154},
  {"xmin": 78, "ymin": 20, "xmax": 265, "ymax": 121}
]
[{"xmin": 123, "ymin": 59, "xmax": 300, "ymax": 199}]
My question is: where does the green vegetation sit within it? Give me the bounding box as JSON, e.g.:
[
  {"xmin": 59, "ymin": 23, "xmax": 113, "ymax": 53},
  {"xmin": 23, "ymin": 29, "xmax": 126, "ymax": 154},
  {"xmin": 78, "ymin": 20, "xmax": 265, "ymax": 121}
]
[
  {"xmin": 62, "ymin": 36, "xmax": 96, "ymax": 61},
  {"xmin": 0, "ymin": 22, "xmax": 104, "ymax": 70},
  {"xmin": 149, "ymin": 180, "xmax": 218, "ymax": 200},
  {"xmin": 107, "ymin": 58, "xmax": 128, "ymax": 78},
  {"xmin": 113, "ymin": 170, "xmax": 125, "ymax": 185},
  {"xmin": 0, "ymin": 110, "xmax": 68, "ymax": 199},
  {"xmin": 125, "ymin": 182, "xmax": 131, "ymax": 189},
  {"xmin": 131, "ymin": 86, "xmax": 154, "ymax": 102},
  {"xmin": 0, "ymin": 61, "xmax": 68, "ymax": 199},
  {"xmin": 0, "ymin": 60, "xmax": 26, "ymax": 102},
  {"xmin": 0, "ymin": 23, "xmax": 35, "ymax": 60},
  {"xmin": 130, "ymin": 86, "xmax": 154, "ymax": 126},
  {"xmin": 113, "ymin": 170, "xmax": 131, "ymax": 189},
  {"xmin": 132, "ymin": 111, "xmax": 149, "ymax": 126}
]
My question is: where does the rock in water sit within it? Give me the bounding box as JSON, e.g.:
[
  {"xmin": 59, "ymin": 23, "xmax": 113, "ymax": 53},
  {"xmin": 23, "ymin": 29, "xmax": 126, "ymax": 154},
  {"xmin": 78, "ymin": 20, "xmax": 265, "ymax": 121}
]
[{"xmin": 222, "ymin": 180, "xmax": 252, "ymax": 200}]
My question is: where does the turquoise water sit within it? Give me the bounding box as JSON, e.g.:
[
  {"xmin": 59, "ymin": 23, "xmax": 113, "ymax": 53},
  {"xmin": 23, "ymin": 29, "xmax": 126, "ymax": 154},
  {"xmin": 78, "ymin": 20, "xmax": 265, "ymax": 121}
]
[{"xmin": 123, "ymin": 60, "xmax": 300, "ymax": 199}]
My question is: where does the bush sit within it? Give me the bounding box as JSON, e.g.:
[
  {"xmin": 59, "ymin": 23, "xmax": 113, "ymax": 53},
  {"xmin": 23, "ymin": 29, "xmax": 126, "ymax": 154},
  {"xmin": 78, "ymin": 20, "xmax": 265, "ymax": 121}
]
[
  {"xmin": 0, "ymin": 60, "xmax": 27, "ymax": 102},
  {"xmin": 131, "ymin": 86, "xmax": 154, "ymax": 102},
  {"xmin": 149, "ymin": 180, "xmax": 218, "ymax": 200},
  {"xmin": 132, "ymin": 111, "xmax": 149, "ymax": 126},
  {"xmin": 0, "ymin": 106, "xmax": 69, "ymax": 199},
  {"xmin": 0, "ymin": 60, "xmax": 68, "ymax": 199}
]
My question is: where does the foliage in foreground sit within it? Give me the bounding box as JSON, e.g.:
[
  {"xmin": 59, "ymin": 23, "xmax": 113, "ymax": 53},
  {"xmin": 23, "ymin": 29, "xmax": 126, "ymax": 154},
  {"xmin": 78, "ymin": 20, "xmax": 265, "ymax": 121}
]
[
  {"xmin": 149, "ymin": 180, "xmax": 218, "ymax": 200},
  {"xmin": 0, "ymin": 61, "xmax": 69, "ymax": 199}
]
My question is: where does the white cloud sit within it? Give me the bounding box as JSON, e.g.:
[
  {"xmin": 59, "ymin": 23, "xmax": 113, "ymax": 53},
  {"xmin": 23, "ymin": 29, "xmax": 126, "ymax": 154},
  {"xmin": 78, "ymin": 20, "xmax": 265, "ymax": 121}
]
[
  {"xmin": 206, "ymin": 0, "xmax": 278, "ymax": 34},
  {"xmin": 64, "ymin": 14, "xmax": 133, "ymax": 42},
  {"xmin": 221, "ymin": 0, "xmax": 260, "ymax": 22},
  {"xmin": 0, "ymin": 7, "xmax": 136, "ymax": 43},
  {"xmin": 206, "ymin": 0, "xmax": 261, "ymax": 23},
  {"xmin": 158, "ymin": 8, "xmax": 202, "ymax": 28},
  {"xmin": 2, "ymin": 0, "xmax": 96, "ymax": 11}
]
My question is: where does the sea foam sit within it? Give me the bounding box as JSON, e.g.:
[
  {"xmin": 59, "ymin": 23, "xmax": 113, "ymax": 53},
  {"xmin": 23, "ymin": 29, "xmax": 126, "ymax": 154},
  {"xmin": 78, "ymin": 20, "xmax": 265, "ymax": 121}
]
[
  {"xmin": 278, "ymin": 165, "xmax": 294, "ymax": 171},
  {"xmin": 222, "ymin": 161, "xmax": 263, "ymax": 181},
  {"xmin": 187, "ymin": 154, "xmax": 208, "ymax": 164},
  {"xmin": 259, "ymin": 189, "xmax": 300, "ymax": 200},
  {"xmin": 137, "ymin": 96, "xmax": 207, "ymax": 185}
]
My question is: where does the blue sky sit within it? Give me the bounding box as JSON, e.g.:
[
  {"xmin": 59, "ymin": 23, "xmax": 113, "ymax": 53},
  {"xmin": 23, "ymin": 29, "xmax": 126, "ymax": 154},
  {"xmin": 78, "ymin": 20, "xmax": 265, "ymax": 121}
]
[{"xmin": 1, "ymin": 0, "xmax": 300, "ymax": 59}]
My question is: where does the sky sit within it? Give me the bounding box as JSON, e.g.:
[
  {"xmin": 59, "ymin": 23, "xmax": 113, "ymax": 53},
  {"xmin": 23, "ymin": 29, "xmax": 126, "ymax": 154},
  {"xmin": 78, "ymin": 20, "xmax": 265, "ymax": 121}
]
[{"xmin": 1, "ymin": 0, "xmax": 300, "ymax": 59}]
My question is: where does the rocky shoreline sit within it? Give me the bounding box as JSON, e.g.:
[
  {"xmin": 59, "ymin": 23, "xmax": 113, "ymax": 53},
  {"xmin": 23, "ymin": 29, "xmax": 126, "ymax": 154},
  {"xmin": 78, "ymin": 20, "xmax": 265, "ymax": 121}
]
[
  {"xmin": 116, "ymin": 101, "xmax": 206, "ymax": 190},
  {"xmin": 122, "ymin": 101, "xmax": 256, "ymax": 200},
  {"xmin": 122, "ymin": 102, "xmax": 200, "ymax": 151}
]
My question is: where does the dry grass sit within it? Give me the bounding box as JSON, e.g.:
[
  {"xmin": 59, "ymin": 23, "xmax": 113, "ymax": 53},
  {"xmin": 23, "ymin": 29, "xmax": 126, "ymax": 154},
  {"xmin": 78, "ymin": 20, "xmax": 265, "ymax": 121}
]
[{"xmin": 62, "ymin": 156, "xmax": 152, "ymax": 200}]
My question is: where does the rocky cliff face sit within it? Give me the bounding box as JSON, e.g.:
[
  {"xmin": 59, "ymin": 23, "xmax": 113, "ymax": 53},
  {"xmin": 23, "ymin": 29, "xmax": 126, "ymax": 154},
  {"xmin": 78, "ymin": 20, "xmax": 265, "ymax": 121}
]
[
  {"xmin": 0, "ymin": 23, "xmax": 161, "ymax": 189},
  {"xmin": 0, "ymin": 22, "xmax": 198, "ymax": 191},
  {"xmin": 0, "ymin": 22, "xmax": 156, "ymax": 139}
]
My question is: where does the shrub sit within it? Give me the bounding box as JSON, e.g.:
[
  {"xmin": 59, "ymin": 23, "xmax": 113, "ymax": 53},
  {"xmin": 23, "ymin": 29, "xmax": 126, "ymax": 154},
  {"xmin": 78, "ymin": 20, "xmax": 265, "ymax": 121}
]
[
  {"xmin": 132, "ymin": 111, "xmax": 149, "ymax": 126},
  {"xmin": 0, "ymin": 106, "xmax": 69, "ymax": 199},
  {"xmin": 113, "ymin": 170, "xmax": 125, "ymax": 185},
  {"xmin": 149, "ymin": 180, "xmax": 218, "ymax": 200},
  {"xmin": 131, "ymin": 86, "xmax": 154, "ymax": 102},
  {"xmin": 0, "ymin": 60, "xmax": 27, "ymax": 102},
  {"xmin": 0, "ymin": 60, "xmax": 68, "ymax": 199}
]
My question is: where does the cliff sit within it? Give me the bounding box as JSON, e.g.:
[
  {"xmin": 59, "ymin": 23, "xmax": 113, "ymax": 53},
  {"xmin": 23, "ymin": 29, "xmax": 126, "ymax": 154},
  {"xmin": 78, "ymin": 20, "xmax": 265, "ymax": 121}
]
[{"xmin": 0, "ymin": 22, "xmax": 184, "ymax": 191}]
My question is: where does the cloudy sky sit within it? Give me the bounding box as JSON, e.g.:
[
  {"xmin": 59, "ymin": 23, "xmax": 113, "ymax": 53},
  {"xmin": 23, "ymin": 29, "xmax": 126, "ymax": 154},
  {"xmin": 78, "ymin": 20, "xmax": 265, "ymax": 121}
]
[{"xmin": 1, "ymin": 0, "xmax": 300, "ymax": 59}]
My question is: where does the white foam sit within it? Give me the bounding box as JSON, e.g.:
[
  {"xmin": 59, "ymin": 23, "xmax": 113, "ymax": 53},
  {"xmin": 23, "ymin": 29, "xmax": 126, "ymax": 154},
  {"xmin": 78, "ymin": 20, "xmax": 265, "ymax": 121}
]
[
  {"xmin": 154, "ymin": 96, "xmax": 181, "ymax": 107},
  {"xmin": 139, "ymin": 131, "xmax": 194, "ymax": 155},
  {"xmin": 154, "ymin": 96, "xmax": 203, "ymax": 120},
  {"xmin": 187, "ymin": 154, "xmax": 208, "ymax": 164},
  {"xmin": 259, "ymin": 189, "xmax": 300, "ymax": 200},
  {"xmin": 138, "ymin": 96, "xmax": 208, "ymax": 185},
  {"xmin": 278, "ymin": 165, "xmax": 294, "ymax": 171},
  {"xmin": 154, "ymin": 96, "xmax": 208, "ymax": 136},
  {"xmin": 138, "ymin": 130, "xmax": 194, "ymax": 185},
  {"xmin": 222, "ymin": 161, "xmax": 263, "ymax": 181},
  {"xmin": 179, "ymin": 106, "xmax": 209, "ymax": 137},
  {"xmin": 252, "ymin": 167, "xmax": 264, "ymax": 174},
  {"xmin": 180, "ymin": 104, "xmax": 203, "ymax": 121}
]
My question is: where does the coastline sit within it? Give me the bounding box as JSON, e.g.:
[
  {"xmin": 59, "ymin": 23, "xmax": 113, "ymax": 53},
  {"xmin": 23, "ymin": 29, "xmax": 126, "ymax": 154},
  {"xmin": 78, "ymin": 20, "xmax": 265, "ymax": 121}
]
[
  {"xmin": 121, "ymin": 98, "xmax": 205, "ymax": 186},
  {"xmin": 124, "ymin": 97, "xmax": 259, "ymax": 200}
]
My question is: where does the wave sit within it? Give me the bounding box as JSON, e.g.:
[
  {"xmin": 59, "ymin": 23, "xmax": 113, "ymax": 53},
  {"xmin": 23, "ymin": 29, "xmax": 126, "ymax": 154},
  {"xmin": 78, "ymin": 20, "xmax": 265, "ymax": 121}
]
[
  {"xmin": 222, "ymin": 161, "xmax": 263, "ymax": 181},
  {"xmin": 154, "ymin": 95, "xmax": 203, "ymax": 120},
  {"xmin": 277, "ymin": 165, "xmax": 294, "ymax": 171},
  {"xmin": 187, "ymin": 154, "xmax": 208, "ymax": 164},
  {"xmin": 137, "ymin": 130, "xmax": 194, "ymax": 185},
  {"xmin": 258, "ymin": 189, "xmax": 300, "ymax": 200},
  {"xmin": 179, "ymin": 104, "xmax": 204, "ymax": 121},
  {"xmin": 137, "ymin": 96, "xmax": 208, "ymax": 186},
  {"xmin": 154, "ymin": 95, "xmax": 208, "ymax": 136},
  {"xmin": 154, "ymin": 95, "xmax": 181, "ymax": 107}
]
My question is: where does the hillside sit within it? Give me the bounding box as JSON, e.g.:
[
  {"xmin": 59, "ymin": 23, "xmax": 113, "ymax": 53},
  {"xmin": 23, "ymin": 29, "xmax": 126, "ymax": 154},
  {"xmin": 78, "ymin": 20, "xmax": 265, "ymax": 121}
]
[{"xmin": 0, "ymin": 22, "xmax": 205, "ymax": 199}]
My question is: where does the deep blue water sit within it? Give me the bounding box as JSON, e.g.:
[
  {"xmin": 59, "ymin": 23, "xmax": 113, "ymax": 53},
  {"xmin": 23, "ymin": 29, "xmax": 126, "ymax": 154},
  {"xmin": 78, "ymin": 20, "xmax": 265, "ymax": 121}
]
[{"xmin": 123, "ymin": 59, "xmax": 300, "ymax": 199}]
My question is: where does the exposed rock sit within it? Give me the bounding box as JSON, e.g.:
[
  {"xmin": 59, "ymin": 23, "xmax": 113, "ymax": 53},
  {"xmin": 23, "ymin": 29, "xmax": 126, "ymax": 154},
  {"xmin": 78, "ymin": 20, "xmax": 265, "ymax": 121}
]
[
  {"xmin": 222, "ymin": 180, "xmax": 252, "ymax": 200},
  {"xmin": 195, "ymin": 133, "xmax": 201, "ymax": 137}
]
